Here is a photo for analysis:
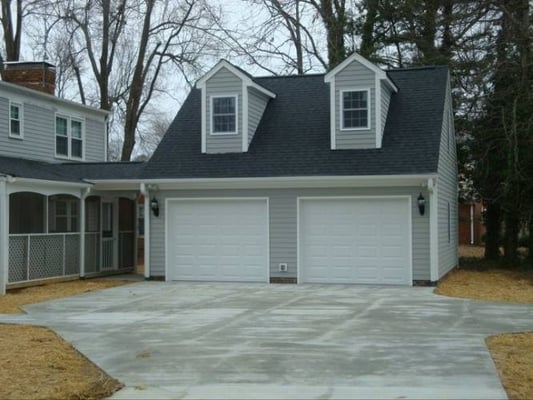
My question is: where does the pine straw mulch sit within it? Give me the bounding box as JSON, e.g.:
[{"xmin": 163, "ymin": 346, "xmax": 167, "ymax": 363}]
[
  {"xmin": 0, "ymin": 278, "xmax": 135, "ymax": 399},
  {"xmin": 486, "ymin": 333, "xmax": 533, "ymax": 400},
  {"xmin": 0, "ymin": 324, "xmax": 123, "ymax": 400},
  {"xmin": 436, "ymin": 246, "xmax": 533, "ymax": 399},
  {"xmin": 0, "ymin": 278, "xmax": 135, "ymax": 314}
]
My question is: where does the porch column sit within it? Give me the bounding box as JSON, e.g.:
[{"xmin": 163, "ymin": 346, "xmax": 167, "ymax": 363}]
[
  {"xmin": 0, "ymin": 179, "xmax": 9, "ymax": 295},
  {"xmin": 79, "ymin": 188, "xmax": 90, "ymax": 278},
  {"xmin": 140, "ymin": 183, "xmax": 150, "ymax": 279}
]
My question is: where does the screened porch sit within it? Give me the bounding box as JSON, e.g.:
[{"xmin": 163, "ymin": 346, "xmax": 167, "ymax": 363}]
[{"xmin": 8, "ymin": 192, "xmax": 137, "ymax": 286}]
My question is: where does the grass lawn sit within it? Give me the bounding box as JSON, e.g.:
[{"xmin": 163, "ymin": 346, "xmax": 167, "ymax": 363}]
[
  {"xmin": 0, "ymin": 278, "xmax": 134, "ymax": 399},
  {"xmin": 437, "ymin": 245, "xmax": 533, "ymax": 400}
]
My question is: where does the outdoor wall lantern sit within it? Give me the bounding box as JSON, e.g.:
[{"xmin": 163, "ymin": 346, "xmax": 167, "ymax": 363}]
[
  {"xmin": 417, "ymin": 193, "xmax": 426, "ymax": 216},
  {"xmin": 151, "ymin": 197, "xmax": 160, "ymax": 217}
]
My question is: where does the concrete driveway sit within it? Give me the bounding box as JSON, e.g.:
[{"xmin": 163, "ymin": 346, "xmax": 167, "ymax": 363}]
[{"xmin": 3, "ymin": 282, "xmax": 533, "ymax": 399}]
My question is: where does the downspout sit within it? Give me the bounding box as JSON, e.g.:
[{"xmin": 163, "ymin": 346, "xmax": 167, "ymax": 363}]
[
  {"xmin": 79, "ymin": 187, "xmax": 91, "ymax": 278},
  {"xmin": 428, "ymin": 178, "xmax": 439, "ymax": 282},
  {"xmin": 0, "ymin": 176, "xmax": 12, "ymax": 295},
  {"xmin": 140, "ymin": 183, "xmax": 150, "ymax": 279}
]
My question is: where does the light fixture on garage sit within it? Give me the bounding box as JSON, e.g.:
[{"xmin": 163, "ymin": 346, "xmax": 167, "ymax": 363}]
[
  {"xmin": 150, "ymin": 197, "xmax": 160, "ymax": 217},
  {"xmin": 417, "ymin": 193, "xmax": 426, "ymax": 216}
]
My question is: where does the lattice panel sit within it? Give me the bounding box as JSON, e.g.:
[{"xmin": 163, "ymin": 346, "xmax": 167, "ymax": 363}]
[
  {"xmin": 8, "ymin": 236, "xmax": 28, "ymax": 283},
  {"xmin": 85, "ymin": 234, "xmax": 100, "ymax": 273},
  {"xmin": 29, "ymin": 235, "xmax": 63, "ymax": 280},
  {"xmin": 65, "ymin": 235, "xmax": 80, "ymax": 275}
]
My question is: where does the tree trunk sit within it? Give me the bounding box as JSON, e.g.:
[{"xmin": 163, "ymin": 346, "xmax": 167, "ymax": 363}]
[
  {"xmin": 418, "ymin": 0, "xmax": 439, "ymax": 63},
  {"xmin": 528, "ymin": 216, "xmax": 533, "ymax": 266},
  {"xmin": 319, "ymin": 0, "xmax": 346, "ymax": 69},
  {"xmin": 360, "ymin": 0, "xmax": 378, "ymax": 58},
  {"xmin": 439, "ymin": 0, "xmax": 454, "ymax": 62},
  {"xmin": 1, "ymin": 0, "xmax": 22, "ymax": 61},
  {"xmin": 484, "ymin": 202, "xmax": 501, "ymax": 260},
  {"xmin": 121, "ymin": 0, "xmax": 155, "ymax": 161},
  {"xmin": 503, "ymin": 211, "xmax": 520, "ymax": 261}
]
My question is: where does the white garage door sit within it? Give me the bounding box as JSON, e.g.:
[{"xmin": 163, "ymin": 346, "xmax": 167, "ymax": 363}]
[
  {"xmin": 166, "ymin": 199, "xmax": 269, "ymax": 282},
  {"xmin": 299, "ymin": 197, "xmax": 411, "ymax": 285}
]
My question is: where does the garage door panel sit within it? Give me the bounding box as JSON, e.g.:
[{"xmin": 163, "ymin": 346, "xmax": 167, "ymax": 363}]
[
  {"xmin": 300, "ymin": 198, "xmax": 411, "ymax": 285},
  {"xmin": 167, "ymin": 199, "xmax": 268, "ymax": 282}
]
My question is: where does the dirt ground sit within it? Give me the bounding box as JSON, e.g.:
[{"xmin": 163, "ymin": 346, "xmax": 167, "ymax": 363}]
[
  {"xmin": 0, "ymin": 278, "xmax": 134, "ymax": 399},
  {"xmin": 437, "ymin": 245, "xmax": 533, "ymax": 399}
]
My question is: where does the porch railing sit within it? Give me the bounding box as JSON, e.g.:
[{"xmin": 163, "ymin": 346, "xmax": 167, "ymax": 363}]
[
  {"xmin": 84, "ymin": 232, "xmax": 101, "ymax": 274},
  {"xmin": 8, "ymin": 233, "xmax": 80, "ymax": 284}
]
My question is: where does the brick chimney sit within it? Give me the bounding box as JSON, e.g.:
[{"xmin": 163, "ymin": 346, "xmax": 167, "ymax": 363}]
[{"xmin": 2, "ymin": 62, "xmax": 56, "ymax": 95}]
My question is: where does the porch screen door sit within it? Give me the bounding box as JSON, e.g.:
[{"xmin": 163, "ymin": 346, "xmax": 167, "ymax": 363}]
[{"xmin": 101, "ymin": 201, "xmax": 115, "ymax": 270}]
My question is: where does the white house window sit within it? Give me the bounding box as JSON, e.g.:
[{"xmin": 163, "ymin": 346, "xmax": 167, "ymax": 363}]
[
  {"xmin": 71, "ymin": 120, "xmax": 83, "ymax": 158},
  {"xmin": 56, "ymin": 115, "xmax": 84, "ymax": 159},
  {"xmin": 211, "ymin": 96, "xmax": 237, "ymax": 134},
  {"xmin": 9, "ymin": 102, "xmax": 22, "ymax": 138},
  {"xmin": 49, "ymin": 197, "xmax": 78, "ymax": 233},
  {"xmin": 341, "ymin": 90, "xmax": 370, "ymax": 130}
]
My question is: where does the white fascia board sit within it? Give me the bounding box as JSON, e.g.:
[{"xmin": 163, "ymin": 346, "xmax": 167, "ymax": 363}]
[
  {"xmin": 93, "ymin": 174, "xmax": 437, "ymax": 191},
  {"xmin": 330, "ymin": 80, "xmax": 336, "ymax": 149},
  {"xmin": 246, "ymin": 80, "xmax": 276, "ymax": 99},
  {"xmin": 325, "ymin": 53, "xmax": 386, "ymax": 83},
  {"xmin": 7, "ymin": 177, "xmax": 92, "ymax": 189},
  {"xmin": 196, "ymin": 60, "xmax": 276, "ymax": 98},
  {"xmin": 382, "ymin": 75, "xmax": 399, "ymax": 93},
  {"xmin": 375, "ymin": 75, "xmax": 382, "ymax": 148},
  {"xmin": 242, "ymin": 82, "xmax": 249, "ymax": 152},
  {"xmin": 0, "ymin": 81, "xmax": 109, "ymax": 118}
]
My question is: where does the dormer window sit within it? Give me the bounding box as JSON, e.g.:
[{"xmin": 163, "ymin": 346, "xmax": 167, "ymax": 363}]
[
  {"xmin": 211, "ymin": 95, "xmax": 237, "ymax": 135},
  {"xmin": 341, "ymin": 89, "xmax": 370, "ymax": 130}
]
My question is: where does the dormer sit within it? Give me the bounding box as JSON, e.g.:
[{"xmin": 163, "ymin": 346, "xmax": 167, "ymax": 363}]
[
  {"xmin": 324, "ymin": 53, "xmax": 398, "ymax": 150},
  {"xmin": 196, "ymin": 60, "xmax": 276, "ymax": 154}
]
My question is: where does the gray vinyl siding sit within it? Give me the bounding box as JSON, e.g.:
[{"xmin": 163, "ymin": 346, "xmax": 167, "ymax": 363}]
[
  {"xmin": 335, "ymin": 61, "xmax": 376, "ymax": 149},
  {"xmin": 248, "ymin": 87, "xmax": 269, "ymax": 145},
  {"xmin": 84, "ymin": 117, "xmax": 106, "ymax": 161},
  {"xmin": 149, "ymin": 186, "xmax": 430, "ymax": 281},
  {"xmin": 205, "ymin": 67, "xmax": 243, "ymax": 153},
  {"xmin": 380, "ymin": 82, "xmax": 392, "ymax": 140},
  {"xmin": 0, "ymin": 93, "xmax": 106, "ymax": 163},
  {"xmin": 437, "ymin": 75, "xmax": 458, "ymax": 278},
  {"xmin": 0, "ymin": 97, "xmax": 54, "ymax": 161}
]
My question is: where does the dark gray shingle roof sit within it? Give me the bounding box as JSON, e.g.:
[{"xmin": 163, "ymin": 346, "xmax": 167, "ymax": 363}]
[
  {"xmin": 0, "ymin": 156, "xmax": 86, "ymax": 183},
  {"xmin": 143, "ymin": 65, "xmax": 448, "ymax": 179},
  {"xmin": 0, "ymin": 156, "xmax": 143, "ymax": 183}
]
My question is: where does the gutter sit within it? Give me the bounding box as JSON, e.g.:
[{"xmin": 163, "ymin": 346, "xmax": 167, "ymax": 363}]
[
  {"xmin": 91, "ymin": 174, "xmax": 438, "ymax": 191},
  {"xmin": 140, "ymin": 183, "xmax": 150, "ymax": 279},
  {"xmin": 7, "ymin": 177, "xmax": 93, "ymax": 188}
]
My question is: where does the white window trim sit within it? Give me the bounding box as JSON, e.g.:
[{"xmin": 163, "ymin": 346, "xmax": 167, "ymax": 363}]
[
  {"xmin": 339, "ymin": 88, "xmax": 371, "ymax": 131},
  {"xmin": 8, "ymin": 101, "xmax": 23, "ymax": 139},
  {"xmin": 55, "ymin": 113, "xmax": 85, "ymax": 161},
  {"xmin": 210, "ymin": 94, "xmax": 238, "ymax": 136}
]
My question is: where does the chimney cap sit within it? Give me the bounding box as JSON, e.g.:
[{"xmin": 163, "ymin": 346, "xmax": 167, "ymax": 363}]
[{"xmin": 3, "ymin": 61, "xmax": 56, "ymax": 70}]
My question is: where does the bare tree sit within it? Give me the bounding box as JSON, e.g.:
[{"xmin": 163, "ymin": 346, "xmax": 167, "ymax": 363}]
[
  {"xmin": 0, "ymin": 0, "xmax": 22, "ymax": 60},
  {"xmin": 47, "ymin": 0, "xmax": 219, "ymax": 160}
]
